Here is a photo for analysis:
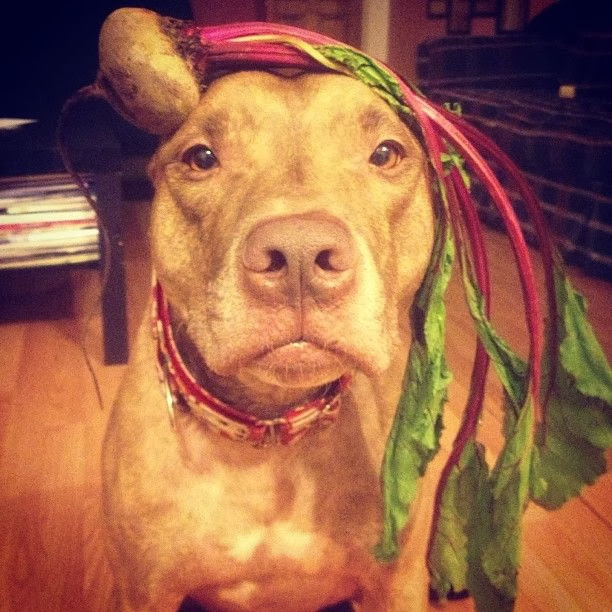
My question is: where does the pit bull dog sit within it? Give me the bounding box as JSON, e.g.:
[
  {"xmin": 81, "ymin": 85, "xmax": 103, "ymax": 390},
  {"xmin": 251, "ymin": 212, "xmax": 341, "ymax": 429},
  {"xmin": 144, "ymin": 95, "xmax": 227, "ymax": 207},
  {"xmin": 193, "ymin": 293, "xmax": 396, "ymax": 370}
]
[{"xmin": 100, "ymin": 20, "xmax": 439, "ymax": 612}]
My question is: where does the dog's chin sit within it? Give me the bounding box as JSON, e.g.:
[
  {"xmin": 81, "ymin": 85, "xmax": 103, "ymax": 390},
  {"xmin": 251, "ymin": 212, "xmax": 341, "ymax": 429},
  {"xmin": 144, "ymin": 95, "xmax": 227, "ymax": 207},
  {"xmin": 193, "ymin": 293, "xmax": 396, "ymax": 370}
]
[{"xmin": 240, "ymin": 341, "xmax": 349, "ymax": 390}]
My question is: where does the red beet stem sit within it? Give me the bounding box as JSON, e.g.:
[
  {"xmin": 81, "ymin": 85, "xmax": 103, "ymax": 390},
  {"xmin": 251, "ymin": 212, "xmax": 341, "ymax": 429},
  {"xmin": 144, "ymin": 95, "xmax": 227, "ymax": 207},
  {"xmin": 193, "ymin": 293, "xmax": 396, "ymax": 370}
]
[
  {"xmin": 191, "ymin": 21, "xmax": 339, "ymax": 45},
  {"xmin": 413, "ymin": 97, "xmax": 543, "ymax": 423},
  {"xmin": 436, "ymin": 107, "xmax": 560, "ymax": 416},
  {"xmin": 205, "ymin": 41, "xmax": 321, "ymax": 70},
  {"xmin": 392, "ymin": 84, "xmax": 495, "ymax": 572},
  {"xmin": 426, "ymin": 169, "xmax": 492, "ymax": 567}
]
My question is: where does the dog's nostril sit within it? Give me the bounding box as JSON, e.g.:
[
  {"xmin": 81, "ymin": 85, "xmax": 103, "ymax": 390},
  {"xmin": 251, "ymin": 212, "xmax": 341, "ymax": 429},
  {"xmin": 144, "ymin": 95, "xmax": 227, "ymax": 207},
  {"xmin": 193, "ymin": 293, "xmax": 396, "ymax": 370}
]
[
  {"xmin": 315, "ymin": 249, "xmax": 335, "ymax": 272},
  {"xmin": 266, "ymin": 249, "xmax": 287, "ymax": 273}
]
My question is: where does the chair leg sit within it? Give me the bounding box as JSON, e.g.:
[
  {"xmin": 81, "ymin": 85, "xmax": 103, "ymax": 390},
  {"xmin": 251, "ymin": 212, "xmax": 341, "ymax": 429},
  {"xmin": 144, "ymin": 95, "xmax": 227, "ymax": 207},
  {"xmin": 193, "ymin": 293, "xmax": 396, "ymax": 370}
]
[{"xmin": 96, "ymin": 172, "xmax": 129, "ymax": 365}]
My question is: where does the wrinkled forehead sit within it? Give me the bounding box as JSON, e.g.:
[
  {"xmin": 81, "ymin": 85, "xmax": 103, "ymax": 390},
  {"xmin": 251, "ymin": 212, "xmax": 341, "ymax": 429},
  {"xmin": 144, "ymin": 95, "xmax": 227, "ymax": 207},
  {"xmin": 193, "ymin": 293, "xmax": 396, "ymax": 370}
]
[{"xmin": 175, "ymin": 70, "xmax": 420, "ymax": 145}]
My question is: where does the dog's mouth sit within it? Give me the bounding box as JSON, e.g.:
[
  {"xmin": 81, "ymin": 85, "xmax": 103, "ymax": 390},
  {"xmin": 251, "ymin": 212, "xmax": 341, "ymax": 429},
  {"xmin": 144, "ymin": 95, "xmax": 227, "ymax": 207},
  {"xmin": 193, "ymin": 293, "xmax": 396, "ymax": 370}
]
[
  {"xmin": 245, "ymin": 340, "xmax": 350, "ymax": 389},
  {"xmin": 155, "ymin": 281, "xmax": 353, "ymax": 442}
]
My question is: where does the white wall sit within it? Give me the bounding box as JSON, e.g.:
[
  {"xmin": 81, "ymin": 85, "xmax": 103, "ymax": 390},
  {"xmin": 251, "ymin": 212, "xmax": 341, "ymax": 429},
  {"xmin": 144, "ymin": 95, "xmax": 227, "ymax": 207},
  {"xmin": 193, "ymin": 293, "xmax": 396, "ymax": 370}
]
[{"xmin": 361, "ymin": 0, "xmax": 390, "ymax": 62}]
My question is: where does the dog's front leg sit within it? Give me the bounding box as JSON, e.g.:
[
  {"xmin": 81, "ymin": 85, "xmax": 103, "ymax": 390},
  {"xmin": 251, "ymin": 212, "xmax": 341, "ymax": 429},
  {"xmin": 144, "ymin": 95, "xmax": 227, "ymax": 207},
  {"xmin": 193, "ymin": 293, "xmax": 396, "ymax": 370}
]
[
  {"xmin": 110, "ymin": 586, "xmax": 185, "ymax": 612},
  {"xmin": 107, "ymin": 565, "xmax": 187, "ymax": 612},
  {"xmin": 353, "ymin": 472, "xmax": 440, "ymax": 612},
  {"xmin": 386, "ymin": 469, "xmax": 442, "ymax": 612},
  {"xmin": 352, "ymin": 588, "xmax": 392, "ymax": 612},
  {"xmin": 351, "ymin": 558, "xmax": 429, "ymax": 612}
]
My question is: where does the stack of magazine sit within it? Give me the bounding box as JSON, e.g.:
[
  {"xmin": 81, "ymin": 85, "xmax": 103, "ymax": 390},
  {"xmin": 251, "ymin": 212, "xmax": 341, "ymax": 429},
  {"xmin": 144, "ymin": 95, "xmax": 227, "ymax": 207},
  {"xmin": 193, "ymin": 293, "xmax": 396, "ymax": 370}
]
[{"xmin": 0, "ymin": 173, "xmax": 100, "ymax": 270}]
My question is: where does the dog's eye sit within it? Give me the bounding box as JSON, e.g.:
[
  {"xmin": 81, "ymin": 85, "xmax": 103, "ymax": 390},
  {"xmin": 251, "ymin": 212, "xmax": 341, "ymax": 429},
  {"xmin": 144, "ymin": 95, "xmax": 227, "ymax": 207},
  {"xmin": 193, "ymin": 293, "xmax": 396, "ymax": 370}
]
[
  {"xmin": 182, "ymin": 145, "xmax": 218, "ymax": 171},
  {"xmin": 369, "ymin": 140, "xmax": 405, "ymax": 169}
]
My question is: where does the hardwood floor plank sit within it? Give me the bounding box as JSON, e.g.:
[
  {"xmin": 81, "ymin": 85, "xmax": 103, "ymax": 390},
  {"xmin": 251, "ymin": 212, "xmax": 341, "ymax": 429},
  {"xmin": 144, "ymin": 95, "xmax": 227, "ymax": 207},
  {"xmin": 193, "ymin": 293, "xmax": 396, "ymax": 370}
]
[{"xmin": 0, "ymin": 324, "xmax": 26, "ymax": 402}]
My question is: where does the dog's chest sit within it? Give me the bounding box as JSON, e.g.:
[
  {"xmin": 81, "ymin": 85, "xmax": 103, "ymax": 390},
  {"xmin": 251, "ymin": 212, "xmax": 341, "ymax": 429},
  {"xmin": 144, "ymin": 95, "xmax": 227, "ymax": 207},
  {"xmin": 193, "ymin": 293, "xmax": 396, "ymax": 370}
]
[
  {"xmin": 107, "ymin": 360, "xmax": 386, "ymax": 607},
  {"xmin": 206, "ymin": 521, "xmax": 346, "ymax": 609},
  {"xmin": 180, "ymin": 457, "xmax": 368, "ymax": 610},
  {"xmin": 165, "ymin": 418, "xmax": 381, "ymax": 605}
]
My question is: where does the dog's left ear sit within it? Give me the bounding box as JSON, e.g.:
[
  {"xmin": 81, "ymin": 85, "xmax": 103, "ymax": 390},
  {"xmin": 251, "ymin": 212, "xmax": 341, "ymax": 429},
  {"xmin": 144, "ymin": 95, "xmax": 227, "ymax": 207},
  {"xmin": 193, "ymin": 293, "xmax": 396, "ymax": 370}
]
[{"xmin": 96, "ymin": 8, "xmax": 200, "ymax": 135}]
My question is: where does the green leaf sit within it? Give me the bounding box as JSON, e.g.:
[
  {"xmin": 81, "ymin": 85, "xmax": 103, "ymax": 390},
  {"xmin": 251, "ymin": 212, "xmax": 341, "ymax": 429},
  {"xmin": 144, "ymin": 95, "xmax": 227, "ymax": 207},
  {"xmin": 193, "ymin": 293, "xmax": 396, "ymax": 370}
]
[
  {"xmin": 442, "ymin": 250, "xmax": 532, "ymax": 610},
  {"xmin": 314, "ymin": 40, "xmax": 611, "ymax": 609},
  {"xmin": 441, "ymin": 149, "xmax": 471, "ymax": 189},
  {"xmin": 316, "ymin": 45, "xmax": 420, "ymax": 131},
  {"xmin": 459, "ymin": 254, "xmax": 529, "ymax": 411},
  {"xmin": 443, "ymin": 101, "xmax": 463, "ymax": 116},
  {"xmin": 530, "ymin": 412, "xmax": 607, "ymax": 509},
  {"xmin": 556, "ymin": 270, "xmax": 612, "ymax": 405},
  {"xmin": 468, "ymin": 400, "xmax": 534, "ymax": 612},
  {"xmin": 428, "ymin": 439, "xmax": 488, "ymax": 599},
  {"xmin": 437, "ymin": 251, "xmax": 611, "ymax": 611},
  {"xmin": 375, "ymin": 205, "xmax": 454, "ymax": 561},
  {"xmin": 530, "ymin": 267, "xmax": 612, "ymax": 509},
  {"xmin": 310, "ymin": 38, "xmax": 612, "ymax": 612},
  {"xmin": 317, "ymin": 45, "xmax": 403, "ymax": 99},
  {"xmin": 317, "ymin": 42, "xmax": 456, "ymax": 564}
]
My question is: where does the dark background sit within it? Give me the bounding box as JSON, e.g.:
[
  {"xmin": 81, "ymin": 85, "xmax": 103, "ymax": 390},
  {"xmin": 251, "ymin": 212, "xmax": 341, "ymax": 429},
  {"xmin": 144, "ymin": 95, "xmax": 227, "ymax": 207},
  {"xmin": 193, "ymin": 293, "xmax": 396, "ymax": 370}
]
[{"xmin": 0, "ymin": 2, "xmax": 192, "ymax": 121}]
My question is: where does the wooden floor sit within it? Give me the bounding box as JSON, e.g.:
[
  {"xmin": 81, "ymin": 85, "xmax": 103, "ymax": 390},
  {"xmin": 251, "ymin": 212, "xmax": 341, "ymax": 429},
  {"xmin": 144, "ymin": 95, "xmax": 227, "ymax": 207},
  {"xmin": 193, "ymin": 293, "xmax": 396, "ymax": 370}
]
[{"xmin": 0, "ymin": 199, "xmax": 610, "ymax": 611}]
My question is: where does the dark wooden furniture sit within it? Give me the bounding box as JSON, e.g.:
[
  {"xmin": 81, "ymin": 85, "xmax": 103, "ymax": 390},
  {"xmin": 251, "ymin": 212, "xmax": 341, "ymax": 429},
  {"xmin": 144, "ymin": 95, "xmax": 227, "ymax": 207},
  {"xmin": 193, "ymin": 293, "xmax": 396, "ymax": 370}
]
[{"xmin": 0, "ymin": 101, "xmax": 129, "ymax": 364}]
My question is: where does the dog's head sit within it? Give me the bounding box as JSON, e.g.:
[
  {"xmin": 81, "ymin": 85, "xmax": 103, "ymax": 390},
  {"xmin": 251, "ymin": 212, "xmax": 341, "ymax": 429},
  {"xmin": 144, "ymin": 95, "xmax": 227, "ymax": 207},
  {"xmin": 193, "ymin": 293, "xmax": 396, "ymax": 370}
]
[{"xmin": 148, "ymin": 70, "xmax": 434, "ymax": 409}]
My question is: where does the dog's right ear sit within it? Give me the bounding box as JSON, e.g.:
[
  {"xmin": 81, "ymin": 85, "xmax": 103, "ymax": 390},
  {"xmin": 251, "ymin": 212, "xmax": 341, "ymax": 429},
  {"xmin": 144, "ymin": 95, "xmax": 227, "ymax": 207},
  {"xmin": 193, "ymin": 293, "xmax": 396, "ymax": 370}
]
[{"xmin": 96, "ymin": 8, "xmax": 200, "ymax": 135}]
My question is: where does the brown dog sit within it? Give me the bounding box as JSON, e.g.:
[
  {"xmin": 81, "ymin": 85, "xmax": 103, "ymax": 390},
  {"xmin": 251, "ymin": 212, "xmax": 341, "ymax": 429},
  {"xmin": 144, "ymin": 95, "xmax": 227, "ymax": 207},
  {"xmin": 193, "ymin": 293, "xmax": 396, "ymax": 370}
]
[{"xmin": 101, "ymin": 64, "xmax": 438, "ymax": 610}]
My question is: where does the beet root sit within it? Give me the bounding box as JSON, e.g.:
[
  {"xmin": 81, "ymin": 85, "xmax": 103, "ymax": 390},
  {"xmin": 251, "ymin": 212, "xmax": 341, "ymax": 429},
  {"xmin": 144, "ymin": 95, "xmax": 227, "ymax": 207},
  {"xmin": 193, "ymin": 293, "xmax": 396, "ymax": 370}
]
[{"xmin": 97, "ymin": 7, "xmax": 200, "ymax": 135}]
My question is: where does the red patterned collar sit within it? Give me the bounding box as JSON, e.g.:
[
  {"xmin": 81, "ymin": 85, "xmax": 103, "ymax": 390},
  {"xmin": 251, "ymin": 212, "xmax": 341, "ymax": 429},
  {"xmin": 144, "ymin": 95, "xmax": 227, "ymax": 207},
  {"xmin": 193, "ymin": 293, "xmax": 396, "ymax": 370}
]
[{"xmin": 152, "ymin": 280, "xmax": 350, "ymax": 446}]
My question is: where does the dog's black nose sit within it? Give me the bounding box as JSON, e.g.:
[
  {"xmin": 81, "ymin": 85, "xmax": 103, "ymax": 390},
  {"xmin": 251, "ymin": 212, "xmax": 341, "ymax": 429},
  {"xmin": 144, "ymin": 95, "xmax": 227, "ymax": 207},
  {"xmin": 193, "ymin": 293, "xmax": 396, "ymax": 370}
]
[{"xmin": 242, "ymin": 213, "xmax": 356, "ymax": 305}]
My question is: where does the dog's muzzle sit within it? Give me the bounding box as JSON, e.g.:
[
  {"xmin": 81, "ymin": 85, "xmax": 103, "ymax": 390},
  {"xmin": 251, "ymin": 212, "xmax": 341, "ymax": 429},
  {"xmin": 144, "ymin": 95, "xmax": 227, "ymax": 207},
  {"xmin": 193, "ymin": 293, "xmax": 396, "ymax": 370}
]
[{"xmin": 152, "ymin": 278, "xmax": 351, "ymax": 446}]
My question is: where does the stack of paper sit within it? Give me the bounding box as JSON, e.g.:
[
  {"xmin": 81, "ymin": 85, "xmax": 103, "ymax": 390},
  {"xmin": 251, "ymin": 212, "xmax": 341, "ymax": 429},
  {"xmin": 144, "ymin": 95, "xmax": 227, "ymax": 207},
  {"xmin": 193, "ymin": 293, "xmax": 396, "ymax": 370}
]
[{"xmin": 0, "ymin": 173, "xmax": 100, "ymax": 269}]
